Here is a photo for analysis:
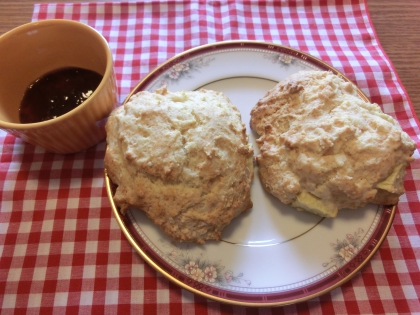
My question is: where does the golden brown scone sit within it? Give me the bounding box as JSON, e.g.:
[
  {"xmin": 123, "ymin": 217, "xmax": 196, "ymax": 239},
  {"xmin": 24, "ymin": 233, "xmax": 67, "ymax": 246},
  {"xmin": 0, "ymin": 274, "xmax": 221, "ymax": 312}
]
[
  {"xmin": 250, "ymin": 70, "xmax": 416, "ymax": 217},
  {"xmin": 105, "ymin": 86, "xmax": 253, "ymax": 243}
]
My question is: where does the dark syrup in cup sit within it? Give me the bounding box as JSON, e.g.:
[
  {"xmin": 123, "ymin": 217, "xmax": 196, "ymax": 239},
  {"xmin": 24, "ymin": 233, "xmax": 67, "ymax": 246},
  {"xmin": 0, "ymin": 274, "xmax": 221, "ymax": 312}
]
[{"xmin": 19, "ymin": 67, "xmax": 103, "ymax": 123}]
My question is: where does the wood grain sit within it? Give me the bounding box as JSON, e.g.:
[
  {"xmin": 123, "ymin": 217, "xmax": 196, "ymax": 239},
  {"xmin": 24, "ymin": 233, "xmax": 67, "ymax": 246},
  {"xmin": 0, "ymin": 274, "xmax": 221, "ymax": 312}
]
[
  {"xmin": 1, "ymin": 0, "xmax": 419, "ymax": 120},
  {"xmin": 367, "ymin": 0, "xmax": 420, "ymax": 120}
]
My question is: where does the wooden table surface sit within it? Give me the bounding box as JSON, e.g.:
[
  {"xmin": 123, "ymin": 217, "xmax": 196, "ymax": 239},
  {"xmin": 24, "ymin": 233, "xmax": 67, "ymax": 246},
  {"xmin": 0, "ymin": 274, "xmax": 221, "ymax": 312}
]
[{"xmin": 1, "ymin": 0, "xmax": 420, "ymax": 120}]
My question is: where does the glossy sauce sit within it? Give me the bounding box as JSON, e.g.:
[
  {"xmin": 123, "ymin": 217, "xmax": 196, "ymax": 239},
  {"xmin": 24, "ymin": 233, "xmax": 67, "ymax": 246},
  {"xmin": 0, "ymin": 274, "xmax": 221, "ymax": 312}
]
[{"xmin": 19, "ymin": 67, "xmax": 103, "ymax": 123}]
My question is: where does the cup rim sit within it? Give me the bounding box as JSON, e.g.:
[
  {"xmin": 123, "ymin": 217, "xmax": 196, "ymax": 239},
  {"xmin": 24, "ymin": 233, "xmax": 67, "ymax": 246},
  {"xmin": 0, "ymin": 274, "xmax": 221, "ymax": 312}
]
[{"xmin": 0, "ymin": 19, "xmax": 114, "ymax": 130}]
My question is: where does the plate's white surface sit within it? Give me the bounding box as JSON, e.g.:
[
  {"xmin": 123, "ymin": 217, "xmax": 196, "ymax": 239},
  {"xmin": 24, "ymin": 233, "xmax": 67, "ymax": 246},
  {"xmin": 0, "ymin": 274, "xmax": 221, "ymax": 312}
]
[{"xmin": 109, "ymin": 41, "xmax": 394, "ymax": 306}]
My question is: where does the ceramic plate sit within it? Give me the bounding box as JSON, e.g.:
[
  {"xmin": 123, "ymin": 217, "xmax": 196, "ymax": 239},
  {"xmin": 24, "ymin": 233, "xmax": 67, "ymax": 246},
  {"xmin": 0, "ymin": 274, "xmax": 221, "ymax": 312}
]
[{"xmin": 105, "ymin": 41, "xmax": 395, "ymax": 306}]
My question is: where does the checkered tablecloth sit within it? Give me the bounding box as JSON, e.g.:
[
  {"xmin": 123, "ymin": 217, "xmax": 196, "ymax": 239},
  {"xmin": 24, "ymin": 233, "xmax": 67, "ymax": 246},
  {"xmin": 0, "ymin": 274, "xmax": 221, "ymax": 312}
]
[{"xmin": 0, "ymin": 0, "xmax": 419, "ymax": 314}]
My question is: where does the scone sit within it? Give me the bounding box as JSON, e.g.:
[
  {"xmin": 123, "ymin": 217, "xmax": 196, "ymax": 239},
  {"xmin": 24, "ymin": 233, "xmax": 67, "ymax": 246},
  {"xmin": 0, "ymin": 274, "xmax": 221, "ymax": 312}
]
[
  {"xmin": 105, "ymin": 86, "xmax": 254, "ymax": 243},
  {"xmin": 250, "ymin": 70, "xmax": 416, "ymax": 217}
]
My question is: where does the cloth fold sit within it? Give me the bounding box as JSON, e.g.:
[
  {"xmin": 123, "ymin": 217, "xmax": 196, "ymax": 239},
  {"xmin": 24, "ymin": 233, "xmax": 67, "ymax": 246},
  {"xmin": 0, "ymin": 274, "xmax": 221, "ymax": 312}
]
[{"xmin": 0, "ymin": 1, "xmax": 418, "ymax": 314}]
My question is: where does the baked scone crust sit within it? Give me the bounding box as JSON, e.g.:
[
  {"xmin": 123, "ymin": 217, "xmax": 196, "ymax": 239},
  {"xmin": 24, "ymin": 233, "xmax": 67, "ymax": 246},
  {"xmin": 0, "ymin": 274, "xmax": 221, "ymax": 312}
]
[
  {"xmin": 105, "ymin": 87, "xmax": 253, "ymax": 243},
  {"xmin": 250, "ymin": 70, "xmax": 416, "ymax": 217}
]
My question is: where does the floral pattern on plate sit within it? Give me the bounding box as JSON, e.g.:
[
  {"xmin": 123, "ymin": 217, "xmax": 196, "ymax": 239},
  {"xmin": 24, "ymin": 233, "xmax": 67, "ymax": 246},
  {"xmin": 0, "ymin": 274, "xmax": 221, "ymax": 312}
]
[
  {"xmin": 323, "ymin": 228, "xmax": 365, "ymax": 268},
  {"xmin": 157, "ymin": 57, "xmax": 215, "ymax": 87},
  {"xmin": 160, "ymin": 239, "xmax": 251, "ymax": 287},
  {"xmin": 264, "ymin": 52, "xmax": 306, "ymax": 68}
]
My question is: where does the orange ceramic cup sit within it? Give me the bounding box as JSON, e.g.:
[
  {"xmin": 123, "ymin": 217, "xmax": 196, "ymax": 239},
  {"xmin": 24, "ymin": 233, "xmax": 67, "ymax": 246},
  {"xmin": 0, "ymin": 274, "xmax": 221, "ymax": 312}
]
[{"xmin": 0, "ymin": 19, "xmax": 118, "ymax": 154}]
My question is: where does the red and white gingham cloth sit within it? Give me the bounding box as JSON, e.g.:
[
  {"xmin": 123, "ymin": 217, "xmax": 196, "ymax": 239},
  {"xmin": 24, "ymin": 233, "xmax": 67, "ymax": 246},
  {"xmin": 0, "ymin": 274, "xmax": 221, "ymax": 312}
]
[{"xmin": 0, "ymin": 1, "xmax": 419, "ymax": 314}]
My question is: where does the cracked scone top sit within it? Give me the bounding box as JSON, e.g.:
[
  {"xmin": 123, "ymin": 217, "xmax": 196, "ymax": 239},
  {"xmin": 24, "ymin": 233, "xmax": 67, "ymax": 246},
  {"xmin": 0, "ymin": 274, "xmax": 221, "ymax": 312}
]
[
  {"xmin": 105, "ymin": 87, "xmax": 254, "ymax": 244},
  {"xmin": 250, "ymin": 70, "xmax": 416, "ymax": 218}
]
